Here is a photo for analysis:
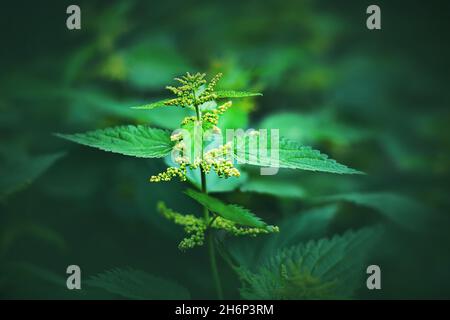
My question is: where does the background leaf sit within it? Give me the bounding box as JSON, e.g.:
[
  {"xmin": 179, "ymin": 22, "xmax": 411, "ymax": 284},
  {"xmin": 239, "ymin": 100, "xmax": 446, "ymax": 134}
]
[
  {"xmin": 0, "ymin": 152, "xmax": 65, "ymax": 201},
  {"xmin": 318, "ymin": 192, "xmax": 430, "ymax": 231},
  {"xmin": 87, "ymin": 267, "xmax": 190, "ymax": 300},
  {"xmin": 121, "ymin": 39, "xmax": 192, "ymax": 90},
  {"xmin": 259, "ymin": 111, "xmax": 370, "ymax": 146},
  {"xmin": 240, "ymin": 178, "xmax": 306, "ymax": 199},
  {"xmin": 132, "ymin": 99, "xmax": 172, "ymax": 110},
  {"xmin": 215, "ymin": 90, "xmax": 262, "ymax": 99}
]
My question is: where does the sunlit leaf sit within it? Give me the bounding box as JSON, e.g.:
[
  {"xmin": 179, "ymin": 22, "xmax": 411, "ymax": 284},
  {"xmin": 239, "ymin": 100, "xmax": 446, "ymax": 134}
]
[
  {"xmin": 234, "ymin": 137, "xmax": 363, "ymax": 174},
  {"xmin": 56, "ymin": 125, "xmax": 174, "ymax": 158}
]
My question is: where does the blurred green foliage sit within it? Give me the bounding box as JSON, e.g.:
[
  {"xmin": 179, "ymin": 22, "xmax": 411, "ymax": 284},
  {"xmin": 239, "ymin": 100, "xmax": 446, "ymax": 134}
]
[{"xmin": 1, "ymin": 0, "xmax": 450, "ymax": 299}]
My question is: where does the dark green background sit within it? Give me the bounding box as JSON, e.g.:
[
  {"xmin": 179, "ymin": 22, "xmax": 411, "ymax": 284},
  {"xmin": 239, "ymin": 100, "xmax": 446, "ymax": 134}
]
[{"xmin": 1, "ymin": 0, "xmax": 449, "ymax": 299}]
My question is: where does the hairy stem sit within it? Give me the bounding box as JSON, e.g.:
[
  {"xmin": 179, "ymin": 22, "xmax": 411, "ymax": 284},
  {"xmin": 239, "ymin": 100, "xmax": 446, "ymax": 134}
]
[{"xmin": 195, "ymin": 103, "xmax": 224, "ymax": 300}]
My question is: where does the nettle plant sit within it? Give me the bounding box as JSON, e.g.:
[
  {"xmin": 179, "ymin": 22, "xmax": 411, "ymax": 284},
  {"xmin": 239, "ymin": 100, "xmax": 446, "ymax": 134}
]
[{"xmin": 58, "ymin": 72, "xmax": 361, "ymax": 299}]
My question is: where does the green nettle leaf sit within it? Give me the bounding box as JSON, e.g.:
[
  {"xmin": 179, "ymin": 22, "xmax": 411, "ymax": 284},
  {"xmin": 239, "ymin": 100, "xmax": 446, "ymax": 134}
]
[
  {"xmin": 215, "ymin": 90, "xmax": 262, "ymax": 99},
  {"xmin": 260, "ymin": 204, "xmax": 340, "ymax": 259},
  {"xmin": 272, "ymin": 139, "xmax": 362, "ymax": 174},
  {"xmin": 238, "ymin": 228, "xmax": 380, "ymax": 300},
  {"xmin": 319, "ymin": 192, "xmax": 429, "ymax": 231},
  {"xmin": 86, "ymin": 268, "xmax": 190, "ymax": 300},
  {"xmin": 52, "ymin": 71, "xmax": 372, "ymax": 299},
  {"xmin": 0, "ymin": 152, "xmax": 65, "ymax": 201},
  {"xmin": 240, "ymin": 179, "xmax": 306, "ymax": 199},
  {"xmin": 185, "ymin": 189, "xmax": 268, "ymax": 229},
  {"xmin": 56, "ymin": 125, "xmax": 174, "ymax": 158},
  {"xmin": 132, "ymin": 99, "xmax": 172, "ymax": 110},
  {"xmin": 259, "ymin": 111, "xmax": 370, "ymax": 146},
  {"xmin": 227, "ymin": 205, "xmax": 340, "ymax": 274},
  {"xmin": 234, "ymin": 137, "xmax": 363, "ymax": 174}
]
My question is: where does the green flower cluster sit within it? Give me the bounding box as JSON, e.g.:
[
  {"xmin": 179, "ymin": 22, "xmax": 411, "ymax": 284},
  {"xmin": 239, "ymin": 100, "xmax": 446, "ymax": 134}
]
[
  {"xmin": 157, "ymin": 202, "xmax": 279, "ymax": 250},
  {"xmin": 200, "ymin": 143, "xmax": 240, "ymax": 178},
  {"xmin": 151, "ymin": 73, "xmax": 277, "ymax": 251},
  {"xmin": 150, "ymin": 141, "xmax": 240, "ymax": 183},
  {"xmin": 150, "ymin": 73, "xmax": 241, "ymax": 183},
  {"xmin": 164, "ymin": 72, "xmax": 221, "ymax": 107},
  {"xmin": 149, "ymin": 166, "xmax": 187, "ymax": 182},
  {"xmin": 201, "ymin": 101, "xmax": 232, "ymax": 126},
  {"xmin": 211, "ymin": 216, "xmax": 279, "ymax": 237},
  {"xmin": 157, "ymin": 202, "xmax": 206, "ymax": 250}
]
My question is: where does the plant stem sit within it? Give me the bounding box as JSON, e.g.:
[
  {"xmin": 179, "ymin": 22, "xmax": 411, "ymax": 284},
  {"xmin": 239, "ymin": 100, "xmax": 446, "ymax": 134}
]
[
  {"xmin": 202, "ymin": 172, "xmax": 224, "ymax": 300},
  {"xmin": 195, "ymin": 103, "xmax": 224, "ymax": 300}
]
